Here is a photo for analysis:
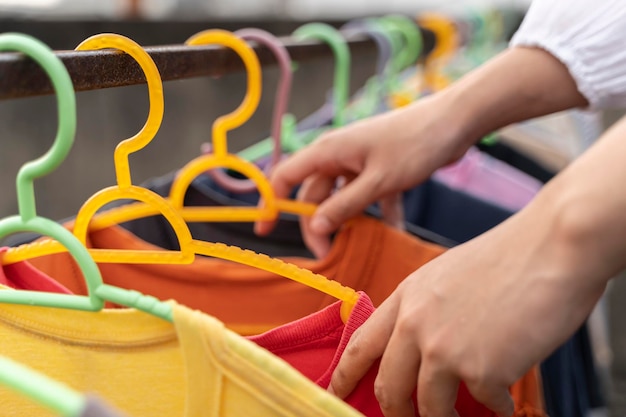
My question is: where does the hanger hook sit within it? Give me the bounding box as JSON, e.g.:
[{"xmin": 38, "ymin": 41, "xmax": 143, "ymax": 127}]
[
  {"xmin": 292, "ymin": 23, "xmax": 351, "ymax": 128},
  {"xmin": 380, "ymin": 15, "xmax": 424, "ymax": 70},
  {"xmin": 341, "ymin": 19, "xmax": 396, "ymax": 110},
  {"xmin": 417, "ymin": 13, "xmax": 459, "ymax": 65},
  {"xmin": 341, "ymin": 20, "xmax": 393, "ymax": 84},
  {"xmin": 0, "ymin": 33, "xmax": 76, "ymax": 222},
  {"xmin": 185, "ymin": 29, "xmax": 261, "ymax": 158},
  {"xmin": 75, "ymin": 34, "xmax": 164, "ymax": 189},
  {"xmin": 375, "ymin": 19, "xmax": 408, "ymax": 77}
]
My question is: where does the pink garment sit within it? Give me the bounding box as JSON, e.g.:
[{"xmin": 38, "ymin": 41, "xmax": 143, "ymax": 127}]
[{"xmin": 434, "ymin": 147, "xmax": 543, "ymax": 211}]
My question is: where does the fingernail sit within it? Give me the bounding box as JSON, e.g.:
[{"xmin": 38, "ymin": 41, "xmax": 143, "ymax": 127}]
[{"xmin": 311, "ymin": 215, "xmax": 333, "ymax": 234}]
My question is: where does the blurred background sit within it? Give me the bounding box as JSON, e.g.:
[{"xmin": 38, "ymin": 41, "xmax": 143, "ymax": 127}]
[{"xmin": 0, "ymin": 0, "xmax": 532, "ymax": 20}]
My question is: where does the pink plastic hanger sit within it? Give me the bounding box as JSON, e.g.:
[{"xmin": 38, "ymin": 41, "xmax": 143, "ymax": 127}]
[{"xmin": 204, "ymin": 28, "xmax": 293, "ymax": 193}]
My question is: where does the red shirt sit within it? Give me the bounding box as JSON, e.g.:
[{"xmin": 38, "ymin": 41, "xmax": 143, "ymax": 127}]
[
  {"xmin": 0, "ymin": 247, "xmax": 71, "ymax": 293},
  {"xmin": 252, "ymin": 292, "xmax": 542, "ymax": 417}
]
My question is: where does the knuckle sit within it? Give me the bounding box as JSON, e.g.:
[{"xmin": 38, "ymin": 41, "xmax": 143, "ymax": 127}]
[
  {"xmin": 395, "ymin": 312, "xmax": 418, "ymax": 336},
  {"xmin": 344, "ymin": 330, "xmax": 365, "ymax": 358},
  {"xmin": 331, "ymin": 365, "xmax": 350, "ymax": 388},
  {"xmin": 457, "ymin": 361, "xmax": 480, "ymax": 386},
  {"xmin": 373, "ymin": 378, "xmax": 394, "ymax": 411},
  {"xmin": 269, "ymin": 163, "xmax": 286, "ymax": 182},
  {"xmin": 329, "ymin": 199, "xmax": 351, "ymax": 220},
  {"xmin": 343, "ymin": 329, "xmax": 379, "ymax": 363},
  {"xmin": 364, "ymin": 170, "xmax": 387, "ymax": 194},
  {"xmin": 395, "ymin": 277, "xmax": 411, "ymax": 292},
  {"xmin": 460, "ymin": 364, "xmax": 499, "ymax": 398},
  {"xmin": 421, "ymin": 337, "xmax": 447, "ymax": 365},
  {"xmin": 297, "ymin": 176, "xmax": 320, "ymax": 200},
  {"xmin": 467, "ymin": 380, "xmax": 500, "ymax": 407},
  {"xmin": 417, "ymin": 402, "xmax": 431, "ymax": 417},
  {"xmin": 314, "ymin": 131, "xmax": 340, "ymax": 149}
]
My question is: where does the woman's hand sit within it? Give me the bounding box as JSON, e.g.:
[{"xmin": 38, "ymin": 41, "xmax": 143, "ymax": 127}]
[
  {"xmin": 327, "ymin": 192, "xmax": 608, "ymax": 417},
  {"xmin": 255, "ymin": 93, "xmax": 470, "ymax": 258}
]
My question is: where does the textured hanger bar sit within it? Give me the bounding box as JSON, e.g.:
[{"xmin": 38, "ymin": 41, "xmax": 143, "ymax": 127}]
[{"xmin": 0, "ymin": 30, "xmax": 435, "ymax": 100}]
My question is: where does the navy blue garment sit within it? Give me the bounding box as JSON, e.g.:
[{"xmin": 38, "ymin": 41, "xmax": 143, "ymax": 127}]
[
  {"xmin": 401, "ymin": 178, "xmax": 513, "ymax": 243},
  {"xmin": 542, "ymin": 324, "xmax": 605, "ymax": 417}
]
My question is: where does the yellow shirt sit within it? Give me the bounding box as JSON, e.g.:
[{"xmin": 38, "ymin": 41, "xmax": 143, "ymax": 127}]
[{"xmin": 0, "ymin": 292, "xmax": 362, "ymax": 417}]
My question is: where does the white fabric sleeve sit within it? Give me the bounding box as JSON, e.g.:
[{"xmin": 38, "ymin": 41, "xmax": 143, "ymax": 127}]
[{"xmin": 510, "ymin": 0, "xmax": 626, "ymax": 109}]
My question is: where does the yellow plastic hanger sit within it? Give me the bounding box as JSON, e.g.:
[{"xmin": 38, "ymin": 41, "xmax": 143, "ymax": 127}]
[
  {"xmin": 3, "ymin": 32, "xmax": 358, "ymax": 323},
  {"xmin": 85, "ymin": 29, "xmax": 316, "ymax": 228},
  {"xmin": 416, "ymin": 12, "xmax": 460, "ymax": 92}
]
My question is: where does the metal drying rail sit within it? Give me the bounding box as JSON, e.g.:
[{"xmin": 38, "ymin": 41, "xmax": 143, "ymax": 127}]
[{"xmin": 0, "ymin": 29, "xmax": 435, "ymax": 100}]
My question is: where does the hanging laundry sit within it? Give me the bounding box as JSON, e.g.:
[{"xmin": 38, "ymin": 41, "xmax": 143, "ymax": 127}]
[
  {"xmin": 434, "ymin": 146, "xmax": 543, "ymax": 211},
  {"xmin": 0, "ymin": 286, "xmax": 363, "ymax": 417},
  {"xmin": 22, "ymin": 216, "xmax": 445, "ymax": 330}
]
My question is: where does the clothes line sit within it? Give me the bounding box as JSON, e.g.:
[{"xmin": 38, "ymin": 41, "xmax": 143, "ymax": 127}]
[{"xmin": 0, "ymin": 28, "xmax": 436, "ymax": 100}]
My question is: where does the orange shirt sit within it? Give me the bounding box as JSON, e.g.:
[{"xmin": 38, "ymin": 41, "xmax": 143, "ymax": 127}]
[{"xmin": 28, "ymin": 216, "xmax": 445, "ymax": 332}]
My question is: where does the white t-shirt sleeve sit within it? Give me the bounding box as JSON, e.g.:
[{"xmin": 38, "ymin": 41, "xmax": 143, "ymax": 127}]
[{"xmin": 510, "ymin": 0, "xmax": 626, "ymax": 109}]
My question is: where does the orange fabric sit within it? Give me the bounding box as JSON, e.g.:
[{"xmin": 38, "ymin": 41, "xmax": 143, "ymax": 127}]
[
  {"xmin": 27, "ymin": 216, "xmax": 445, "ymax": 330},
  {"xmin": 25, "ymin": 215, "xmax": 544, "ymax": 414},
  {"xmin": 511, "ymin": 365, "xmax": 546, "ymax": 417}
]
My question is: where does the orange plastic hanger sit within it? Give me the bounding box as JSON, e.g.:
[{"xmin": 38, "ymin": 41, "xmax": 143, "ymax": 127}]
[{"xmin": 3, "ymin": 32, "xmax": 358, "ymax": 324}]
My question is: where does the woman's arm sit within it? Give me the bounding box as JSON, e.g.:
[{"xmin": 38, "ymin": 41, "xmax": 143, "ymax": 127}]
[{"xmin": 259, "ymin": 46, "xmax": 586, "ymax": 257}]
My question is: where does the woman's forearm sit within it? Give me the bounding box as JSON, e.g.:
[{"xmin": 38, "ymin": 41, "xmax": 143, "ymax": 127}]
[
  {"xmin": 529, "ymin": 115, "xmax": 626, "ymax": 289},
  {"xmin": 431, "ymin": 46, "xmax": 589, "ymax": 151}
]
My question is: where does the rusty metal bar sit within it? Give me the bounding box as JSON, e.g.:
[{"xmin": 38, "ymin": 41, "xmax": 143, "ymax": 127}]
[{"xmin": 0, "ymin": 30, "xmax": 435, "ymax": 100}]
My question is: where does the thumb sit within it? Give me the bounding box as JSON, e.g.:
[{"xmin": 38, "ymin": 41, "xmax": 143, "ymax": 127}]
[{"xmin": 311, "ymin": 172, "xmax": 385, "ymax": 235}]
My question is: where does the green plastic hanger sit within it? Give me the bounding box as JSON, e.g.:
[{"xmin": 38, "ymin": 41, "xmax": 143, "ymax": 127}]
[
  {"xmin": 467, "ymin": 11, "xmax": 489, "ymax": 66},
  {"xmin": 272, "ymin": 22, "xmax": 352, "ymax": 153},
  {"xmin": 378, "ymin": 15, "xmax": 424, "ymax": 107},
  {"xmin": 379, "ymin": 15, "xmax": 423, "ymax": 71},
  {"xmin": 374, "ymin": 18, "xmax": 412, "ymax": 96},
  {"xmin": 0, "ymin": 355, "xmax": 85, "ymax": 417},
  {"xmin": 0, "ymin": 33, "xmax": 104, "ymax": 312},
  {"xmin": 293, "ymin": 22, "xmax": 351, "ymax": 131},
  {"xmin": 0, "ymin": 33, "xmax": 173, "ymax": 322}
]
